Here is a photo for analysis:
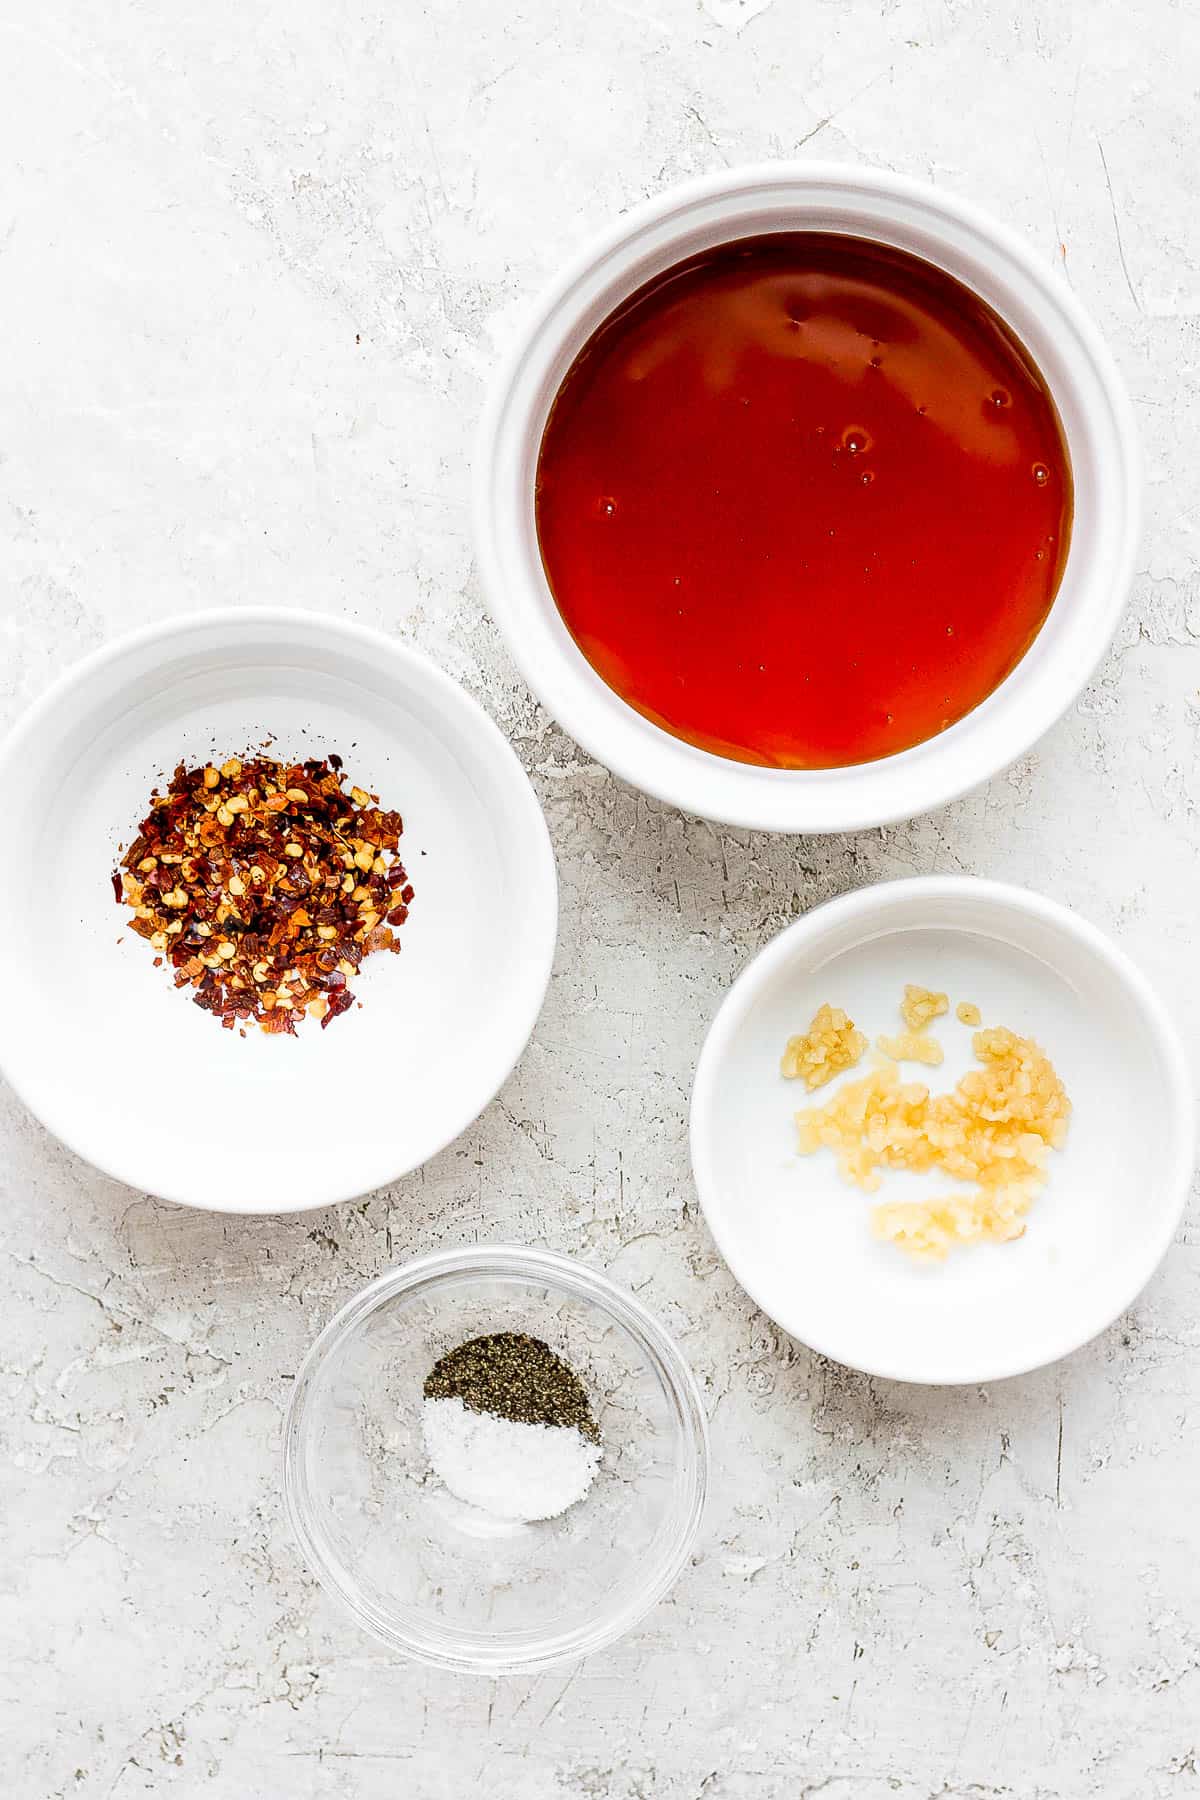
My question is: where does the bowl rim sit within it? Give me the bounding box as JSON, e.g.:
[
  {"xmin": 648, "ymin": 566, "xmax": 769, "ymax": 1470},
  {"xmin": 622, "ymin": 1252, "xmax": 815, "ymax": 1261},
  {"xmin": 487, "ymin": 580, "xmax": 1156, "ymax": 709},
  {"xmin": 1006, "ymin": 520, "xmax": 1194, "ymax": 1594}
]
[
  {"xmin": 282, "ymin": 1243, "xmax": 711, "ymax": 1672},
  {"xmin": 474, "ymin": 160, "xmax": 1142, "ymax": 832},
  {"xmin": 689, "ymin": 874, "xmax": 1195, "ymax": 1384},
  {"xmin": 0, "ymin": 607, "xmax": 559, "ymax": 1213}
]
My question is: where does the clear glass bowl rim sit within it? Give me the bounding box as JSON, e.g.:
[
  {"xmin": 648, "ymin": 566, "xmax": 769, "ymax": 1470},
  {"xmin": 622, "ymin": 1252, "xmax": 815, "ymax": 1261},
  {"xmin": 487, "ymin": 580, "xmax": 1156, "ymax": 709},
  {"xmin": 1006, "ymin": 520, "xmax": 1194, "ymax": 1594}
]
[{"xmin": 282, "ymin": 1242, "xmax": 710, "ymax": 1673}]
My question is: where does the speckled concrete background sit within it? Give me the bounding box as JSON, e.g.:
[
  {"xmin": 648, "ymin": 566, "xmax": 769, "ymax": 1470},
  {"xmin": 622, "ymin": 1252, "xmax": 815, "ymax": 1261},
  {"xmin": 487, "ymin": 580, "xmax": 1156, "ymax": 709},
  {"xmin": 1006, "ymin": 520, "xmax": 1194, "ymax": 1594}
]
[{"xmin": 2, "ymin": 2, "xmax": 1198, "ymax": 1796}]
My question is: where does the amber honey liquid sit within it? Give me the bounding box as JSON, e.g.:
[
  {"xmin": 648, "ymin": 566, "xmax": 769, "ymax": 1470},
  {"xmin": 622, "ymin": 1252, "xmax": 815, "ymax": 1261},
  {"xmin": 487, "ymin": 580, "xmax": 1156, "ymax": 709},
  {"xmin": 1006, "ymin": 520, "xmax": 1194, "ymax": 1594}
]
[{"xmin": 535, "ymin": 234, "xmax": 1072, "ymax": 769}]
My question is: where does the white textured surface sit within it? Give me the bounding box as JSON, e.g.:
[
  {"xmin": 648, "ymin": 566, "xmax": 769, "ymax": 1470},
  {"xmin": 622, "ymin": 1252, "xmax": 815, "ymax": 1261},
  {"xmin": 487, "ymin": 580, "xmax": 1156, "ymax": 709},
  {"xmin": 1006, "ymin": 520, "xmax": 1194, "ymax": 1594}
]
[{"xmin": 1, "ymin": 3, "xmax": 1198, "ymax": 1796}]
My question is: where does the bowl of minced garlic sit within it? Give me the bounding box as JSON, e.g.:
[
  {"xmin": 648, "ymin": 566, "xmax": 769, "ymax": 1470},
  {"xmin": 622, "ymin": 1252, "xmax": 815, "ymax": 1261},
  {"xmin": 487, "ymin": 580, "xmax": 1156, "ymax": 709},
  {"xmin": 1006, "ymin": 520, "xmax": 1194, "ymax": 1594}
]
[{"xmin": 781, "ymin": 984, "xmax": 1071, "ymax": 1262}]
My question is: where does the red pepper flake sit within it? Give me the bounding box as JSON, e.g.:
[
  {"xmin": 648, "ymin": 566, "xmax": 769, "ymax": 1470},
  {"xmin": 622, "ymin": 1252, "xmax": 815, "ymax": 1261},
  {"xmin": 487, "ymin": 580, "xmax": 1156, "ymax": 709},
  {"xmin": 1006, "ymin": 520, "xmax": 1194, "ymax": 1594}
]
[
  {"xmin": 321, "ymin": 987, "xmax": 355, "ymax": 1028},
  {"xmin": 112, "ymin": 754, "xmax": 413, "ymax": 1035}
]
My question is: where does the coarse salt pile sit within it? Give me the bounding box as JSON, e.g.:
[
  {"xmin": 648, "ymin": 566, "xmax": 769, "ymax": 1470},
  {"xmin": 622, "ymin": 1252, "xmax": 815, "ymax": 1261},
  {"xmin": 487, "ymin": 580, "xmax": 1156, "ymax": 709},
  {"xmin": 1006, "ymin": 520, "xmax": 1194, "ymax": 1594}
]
[
  {"xmin": 420, "ymin": 1332, "xmax": 602, "ymax": 1524},
  {"xmin": 421, "ymin": 1396, "xmax": 602, "ymax": 1523}
]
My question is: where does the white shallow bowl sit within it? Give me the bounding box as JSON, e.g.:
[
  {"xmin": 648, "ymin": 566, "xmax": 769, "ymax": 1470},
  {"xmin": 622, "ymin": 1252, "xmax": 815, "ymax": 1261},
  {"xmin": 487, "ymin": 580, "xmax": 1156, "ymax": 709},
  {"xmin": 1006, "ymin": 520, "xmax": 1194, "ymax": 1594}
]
[
  {"xmin": 0, "ymin": 610, "xmax": 557, "ymax": 1212},
  {"xmin": 690, "ymin": 878, "xmax": 1193, "ymax": 1384},
  {"xmin": 475, "ymin": 162, "xmax": 1139, "ymax": 832}
]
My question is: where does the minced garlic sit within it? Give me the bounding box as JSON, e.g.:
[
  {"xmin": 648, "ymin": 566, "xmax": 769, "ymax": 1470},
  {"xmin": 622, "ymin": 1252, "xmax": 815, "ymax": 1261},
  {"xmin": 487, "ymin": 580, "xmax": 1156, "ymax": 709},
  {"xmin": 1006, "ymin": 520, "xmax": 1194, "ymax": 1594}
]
[
  {"xmin": 796, "ymin": 1062, "xmax": 932, "ymax": 1192},
  {"xmin": 871, "ymin": 1183, "xmax": 1034, "ymax": 1260},
  {"xmin": 900, "ymin": 984, "xmax": 949, "ymax": 1030},
  {"xmin": 794, "ymin": 1025, "xmax": 1070, "ymax": 1260},
  {"xmin": 780, "ymin": 1003, "xmax": 867, "ymax": 1091},
  {"xmin": 877, "ymin": 1030, "xmax": 944, "ymax": 1067}
]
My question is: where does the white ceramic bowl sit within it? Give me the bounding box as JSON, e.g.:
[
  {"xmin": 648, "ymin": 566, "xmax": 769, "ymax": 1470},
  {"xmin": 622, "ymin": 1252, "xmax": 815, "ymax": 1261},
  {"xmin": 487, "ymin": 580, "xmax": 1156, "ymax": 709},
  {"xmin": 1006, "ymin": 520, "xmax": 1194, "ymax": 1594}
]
[
  {"xmin": 475, "ymin": 163, "xmax": 1139, "ymax": 832},
  {"xmin": 0, "ymin": 610, "xmax": 557, "ymax": 1212},
  {"xmin": 690, "ymin": 878, "xmax": 1193, "ymax": 1384}
]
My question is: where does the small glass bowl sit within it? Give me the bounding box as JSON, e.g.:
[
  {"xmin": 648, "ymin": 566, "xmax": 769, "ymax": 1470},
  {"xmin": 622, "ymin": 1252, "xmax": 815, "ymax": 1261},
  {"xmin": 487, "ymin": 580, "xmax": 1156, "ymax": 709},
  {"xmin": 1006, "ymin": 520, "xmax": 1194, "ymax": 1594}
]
[{"xmin": 282, "ymin": 1245, "xmax": 709, "ymax": 1673}]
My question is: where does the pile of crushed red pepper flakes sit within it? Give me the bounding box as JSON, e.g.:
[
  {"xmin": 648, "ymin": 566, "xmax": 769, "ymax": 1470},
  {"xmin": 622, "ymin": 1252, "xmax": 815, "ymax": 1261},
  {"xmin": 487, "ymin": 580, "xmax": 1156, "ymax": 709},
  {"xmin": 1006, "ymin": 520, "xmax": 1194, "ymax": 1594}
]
[{"xmin": 112, "ymin": 753, "xmax": 413, "ymax": 1034}]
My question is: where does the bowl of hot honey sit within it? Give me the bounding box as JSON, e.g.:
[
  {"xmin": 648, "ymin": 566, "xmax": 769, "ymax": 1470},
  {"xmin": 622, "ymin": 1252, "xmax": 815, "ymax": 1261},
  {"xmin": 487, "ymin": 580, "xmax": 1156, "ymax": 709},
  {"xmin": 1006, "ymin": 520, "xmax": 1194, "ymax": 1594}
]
[{"xmin": 475, "ymin": 165, "xmax": 1139, "ymax": 832}]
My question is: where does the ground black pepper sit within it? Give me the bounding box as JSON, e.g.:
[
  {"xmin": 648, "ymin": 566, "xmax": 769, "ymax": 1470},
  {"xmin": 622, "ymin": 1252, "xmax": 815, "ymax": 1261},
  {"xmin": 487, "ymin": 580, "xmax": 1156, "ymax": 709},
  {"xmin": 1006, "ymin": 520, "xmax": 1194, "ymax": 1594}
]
[{"xmin": 423, "ymin": 1333, "xmax": 599, "ymax": 1441}]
